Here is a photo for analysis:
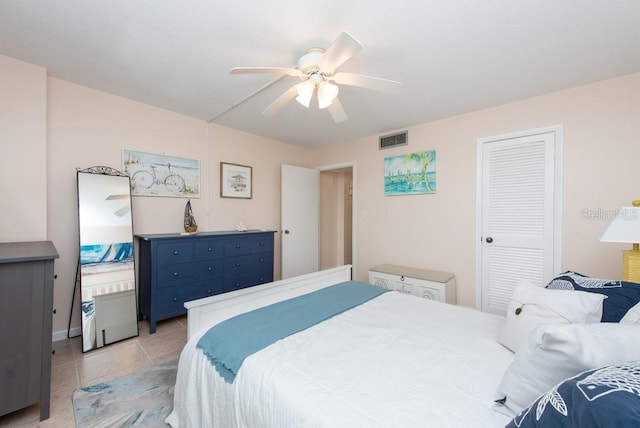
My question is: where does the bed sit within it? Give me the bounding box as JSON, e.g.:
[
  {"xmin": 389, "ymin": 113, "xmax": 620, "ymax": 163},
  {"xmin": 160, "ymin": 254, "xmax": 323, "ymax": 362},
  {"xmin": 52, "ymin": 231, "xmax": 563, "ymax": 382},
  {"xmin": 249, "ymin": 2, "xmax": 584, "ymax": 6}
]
[{"xmin": 166, "ymin": 266, "xmax": 640, "ymax": 428}]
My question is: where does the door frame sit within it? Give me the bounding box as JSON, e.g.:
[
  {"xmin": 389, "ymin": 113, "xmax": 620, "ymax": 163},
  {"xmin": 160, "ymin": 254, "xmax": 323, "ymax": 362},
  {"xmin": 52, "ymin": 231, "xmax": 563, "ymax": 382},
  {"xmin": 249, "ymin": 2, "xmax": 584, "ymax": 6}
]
[
  {"xmin": 318, "ymin": 161, "xmax": 357, "ymax": 277},
  {"xmin": 474, "ymin": 125, "xmax": 564, "ymax": 310}
]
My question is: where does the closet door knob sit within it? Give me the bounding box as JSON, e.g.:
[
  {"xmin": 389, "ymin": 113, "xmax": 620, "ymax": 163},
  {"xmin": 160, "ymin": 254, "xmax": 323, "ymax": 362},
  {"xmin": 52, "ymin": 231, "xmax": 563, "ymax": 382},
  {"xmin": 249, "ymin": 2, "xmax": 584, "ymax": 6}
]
[{"xmin": 485, "ymin": 237, "xmax": 494, "ymax": 243}]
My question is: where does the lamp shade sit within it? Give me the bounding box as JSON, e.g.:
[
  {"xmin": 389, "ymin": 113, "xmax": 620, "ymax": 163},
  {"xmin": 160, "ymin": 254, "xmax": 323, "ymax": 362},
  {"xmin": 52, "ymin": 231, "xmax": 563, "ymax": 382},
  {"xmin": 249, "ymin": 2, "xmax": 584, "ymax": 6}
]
[
  {"xmin": 600, "ymin": 206, "xmax": 640, "ymax": 244},
  {"xmin": 295, "ymin": 82, "xmax": 314, "ymax": 108},
  {"xmin": 317, "ymin": 81, "xmax": 339, "ymax": 109}
]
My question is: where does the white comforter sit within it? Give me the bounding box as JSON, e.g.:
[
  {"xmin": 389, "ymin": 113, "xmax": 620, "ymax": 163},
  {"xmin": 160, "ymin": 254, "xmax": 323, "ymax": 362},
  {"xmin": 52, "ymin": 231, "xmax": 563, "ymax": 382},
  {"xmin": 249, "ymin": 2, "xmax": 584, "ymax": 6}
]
[{"xmin": 167, "ymin": 291, "xmax": 513, "ymax": 428}]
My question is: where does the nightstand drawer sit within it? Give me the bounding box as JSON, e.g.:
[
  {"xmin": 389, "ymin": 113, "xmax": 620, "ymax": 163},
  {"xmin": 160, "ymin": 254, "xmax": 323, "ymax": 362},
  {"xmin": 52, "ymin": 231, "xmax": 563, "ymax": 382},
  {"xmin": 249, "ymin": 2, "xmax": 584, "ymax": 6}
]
[{"xmin": 157, "ymin": 259, "xmax": 224, "ymax": 287}]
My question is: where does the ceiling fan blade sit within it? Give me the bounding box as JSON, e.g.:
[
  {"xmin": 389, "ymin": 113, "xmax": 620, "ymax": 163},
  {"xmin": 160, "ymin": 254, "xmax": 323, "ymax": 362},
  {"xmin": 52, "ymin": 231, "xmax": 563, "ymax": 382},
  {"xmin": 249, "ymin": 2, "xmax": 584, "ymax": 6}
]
[
  {"xmin": 210, "ymin": 75, "xmax": 286, "ymax": 121},
  {"xmin": 263, "ymin": 84, "xmax": 300, "ymax": 116},
  {"xmin": 333, "ymin": 72, "xmax": 402, "ymax": 94},
  {"xmin": 230, "ymin": 67, "xmax": 302, "ymax": 77},
  {"xmin": 328, "ymin": 98, "xmax": 348, "ymax": 123},
  {"xmin": 319, "ymin": 32, "xmax": 363, "ymax": 72}
]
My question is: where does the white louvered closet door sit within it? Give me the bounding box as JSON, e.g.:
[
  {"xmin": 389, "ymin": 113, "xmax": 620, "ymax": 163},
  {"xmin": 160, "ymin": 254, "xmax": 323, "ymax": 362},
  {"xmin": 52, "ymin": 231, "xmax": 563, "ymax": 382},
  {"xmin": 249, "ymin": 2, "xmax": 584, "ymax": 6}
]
[{"xmin": 480, "ymin": 131, "xmax": 558, "ymax": 315}]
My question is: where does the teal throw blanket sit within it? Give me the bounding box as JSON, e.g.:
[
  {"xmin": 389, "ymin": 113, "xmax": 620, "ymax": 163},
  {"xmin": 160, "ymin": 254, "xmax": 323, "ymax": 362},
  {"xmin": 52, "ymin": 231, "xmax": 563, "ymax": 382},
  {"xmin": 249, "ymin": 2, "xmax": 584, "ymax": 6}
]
[{"xmin": 197, "ymin": 280, "xmax": 389, "ymax": 383}]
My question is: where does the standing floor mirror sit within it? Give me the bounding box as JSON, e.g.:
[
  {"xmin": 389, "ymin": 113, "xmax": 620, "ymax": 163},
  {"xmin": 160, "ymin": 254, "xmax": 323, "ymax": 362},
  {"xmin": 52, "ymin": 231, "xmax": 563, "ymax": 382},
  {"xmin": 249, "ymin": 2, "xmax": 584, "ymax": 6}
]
[{"xmin": 77, "ymin": 166, "xmax": 138, "ymax": 352}]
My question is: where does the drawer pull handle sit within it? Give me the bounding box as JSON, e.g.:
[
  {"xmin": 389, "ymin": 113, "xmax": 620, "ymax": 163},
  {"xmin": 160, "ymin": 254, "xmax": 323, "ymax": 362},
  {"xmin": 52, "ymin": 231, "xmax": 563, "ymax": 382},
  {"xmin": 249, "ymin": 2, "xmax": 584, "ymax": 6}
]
[
  {"xmin": 208, "ymin": 267, "xmax": 212, "ymax": 271},
  {"xmin": 208, "ymin": 247, "xmax": 213, "ymax": 252},
  {"xmin": 259, "ymin": 242, "xmax": 265, "ymax": 246},
  {"xmin": 400, "ymin": 275, "xmax": 405, "ymax": 281},
  {"xmin": 259, "ymin": 258, "xmax": 264, "ymax": 262},
  {"xmin": 173, "ymin": 272, "xmax": 179, "ymax": 277},
  {"xmin": 174, "ymin": 250, "xmax": 179, "ymax": 255},
  {"xmin": 236, "ymin": 244, "xmax": 241, "ymax": 248},
  {"xmin": 235, "ymin": 262, "xmax": 241, "ymax": 267},
  {"xmin": 207, "ymin": 289, "xmax": 212, "ymax": 294},
  {"xmin": 172, "ymin": 297, "xmax": 178, "ymax": 302}
]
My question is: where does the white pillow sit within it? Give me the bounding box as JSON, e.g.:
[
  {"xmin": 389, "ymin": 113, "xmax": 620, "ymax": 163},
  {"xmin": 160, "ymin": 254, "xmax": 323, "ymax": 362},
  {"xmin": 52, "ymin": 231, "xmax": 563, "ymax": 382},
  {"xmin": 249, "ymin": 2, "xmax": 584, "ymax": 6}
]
[
  {"xmin": 495, "ymin": 323, "xmax": 640, "ymax": 416},
  {"xmin": 621, "ymin": 301, "xmax": 640, "ymax": 324},
  {"xmin": 497, "ymin": 282, "xmax": 605, "ymax": 352}
]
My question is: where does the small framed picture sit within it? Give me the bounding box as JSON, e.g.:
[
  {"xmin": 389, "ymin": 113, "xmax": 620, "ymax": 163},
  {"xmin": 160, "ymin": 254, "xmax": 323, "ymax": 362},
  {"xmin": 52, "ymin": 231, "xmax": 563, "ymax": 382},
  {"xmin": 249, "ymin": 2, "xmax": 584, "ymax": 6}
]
[{"xmin": 220, "ymin": 162, "xmax": 252, "ymax": 199}]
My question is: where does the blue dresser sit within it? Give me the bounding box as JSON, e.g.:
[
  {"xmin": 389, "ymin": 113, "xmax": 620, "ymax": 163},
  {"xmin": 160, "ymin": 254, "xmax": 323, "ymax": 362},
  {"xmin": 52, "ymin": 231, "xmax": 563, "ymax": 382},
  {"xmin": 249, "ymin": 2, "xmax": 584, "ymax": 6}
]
[{"xmin": 137, "ymin": 230, "xmax": 275, "ymax": 333}]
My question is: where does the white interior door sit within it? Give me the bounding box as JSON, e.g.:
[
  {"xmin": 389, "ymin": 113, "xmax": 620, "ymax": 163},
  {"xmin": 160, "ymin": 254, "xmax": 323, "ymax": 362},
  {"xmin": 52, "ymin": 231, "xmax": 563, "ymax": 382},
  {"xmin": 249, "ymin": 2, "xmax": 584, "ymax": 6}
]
[
  {"xmin": 477, "ymin": 127, "xmax": 562, "ymax": 315},
  {"xmin": 281, "ymin": 164, "xmax": 319, "ymax": 279}
]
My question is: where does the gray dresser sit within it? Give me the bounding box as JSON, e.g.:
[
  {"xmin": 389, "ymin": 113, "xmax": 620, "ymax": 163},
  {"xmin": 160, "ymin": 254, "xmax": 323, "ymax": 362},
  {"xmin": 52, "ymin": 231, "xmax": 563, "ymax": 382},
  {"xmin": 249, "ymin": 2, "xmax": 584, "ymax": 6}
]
[{"xmin": 0, "ymin": 241, "xmax": 58, "ymax": 421}]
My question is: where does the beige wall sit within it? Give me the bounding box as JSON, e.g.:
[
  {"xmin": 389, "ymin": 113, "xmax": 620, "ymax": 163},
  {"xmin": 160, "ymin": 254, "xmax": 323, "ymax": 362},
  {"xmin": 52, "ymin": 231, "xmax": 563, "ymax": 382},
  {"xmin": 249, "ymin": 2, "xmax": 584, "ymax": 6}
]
[
  {"xmin": 1, "ymin": 56, "xmax": 312, "ymax": 337},
  {"xmin": 3, "ymin": 51, "xmax": 639, "ymax": 337},
  {"xmin": 208, "ymin": 123, "xmax": 314, "ymax": 280},
  {"xmin": 313, "ymin": 72, "xmax": 640, "ymax": 308},
  {"xmin": 0, "ymin": 55, "xmax": 47, "ymax": 242},
  {"xmin": 47, "ymin": 78, "xmax": 209, "ymax": 336}
]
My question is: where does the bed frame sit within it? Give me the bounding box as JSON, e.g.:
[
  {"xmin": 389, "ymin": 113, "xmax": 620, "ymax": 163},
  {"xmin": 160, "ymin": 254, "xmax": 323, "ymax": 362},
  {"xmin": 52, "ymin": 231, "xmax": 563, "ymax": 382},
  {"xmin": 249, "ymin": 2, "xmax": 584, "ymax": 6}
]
[{"xmin": 184, "ymin": 265, "xmax": 353, "ymax": 339}]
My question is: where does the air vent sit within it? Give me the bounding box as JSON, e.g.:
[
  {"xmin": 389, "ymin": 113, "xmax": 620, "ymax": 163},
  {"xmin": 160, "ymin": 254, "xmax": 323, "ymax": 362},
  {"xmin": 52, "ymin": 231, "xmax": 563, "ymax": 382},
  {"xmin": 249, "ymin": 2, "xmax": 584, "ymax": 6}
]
[{"xmin": 379, "ymin": 131, "xmax": 408, "ymax": 150}]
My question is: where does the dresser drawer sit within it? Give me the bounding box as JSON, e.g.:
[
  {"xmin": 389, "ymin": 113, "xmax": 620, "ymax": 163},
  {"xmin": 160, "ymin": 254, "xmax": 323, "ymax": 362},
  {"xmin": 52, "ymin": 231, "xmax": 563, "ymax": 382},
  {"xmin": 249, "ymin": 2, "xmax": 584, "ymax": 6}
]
[
  {"xmin": 224, "ymin": 238, "xmax": 254, "ymax": 256},
  {"xmin": 223, "ymin": 269, "xmax": 273, "ymax": 292},
  {"xmin": 157, "ymin": 242, "xmax": 193, "ymax": 265},
  {"xmin": 194, "ymin": 240, "xmax": 225, "ymax": 260},
  {"xmin": 157, "ymin": 280, "xmax": 223, "ymax": 318},
  {"xmin": 250, "ymin": 235, "xmax": 274, "ymax": 253},
  {"xmin": 157, "ymin": 259, "xmax": 224, "ymax": 287},
  {"xmin": 224, "ymin": 253, "xmax": 273, "ymax": 275}
]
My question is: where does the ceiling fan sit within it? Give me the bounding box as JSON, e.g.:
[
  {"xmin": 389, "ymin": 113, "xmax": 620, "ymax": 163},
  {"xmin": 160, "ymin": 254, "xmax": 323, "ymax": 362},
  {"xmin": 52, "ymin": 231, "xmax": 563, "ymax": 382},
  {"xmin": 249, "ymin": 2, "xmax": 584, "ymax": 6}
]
[{"xmin": 230, "ymin": 32, "xmax": 402, "ymax": 123}]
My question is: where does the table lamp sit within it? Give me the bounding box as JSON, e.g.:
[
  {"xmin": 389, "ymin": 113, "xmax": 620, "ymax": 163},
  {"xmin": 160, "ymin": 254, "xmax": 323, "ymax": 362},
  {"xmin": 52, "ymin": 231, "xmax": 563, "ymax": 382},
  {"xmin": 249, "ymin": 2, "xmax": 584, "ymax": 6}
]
[{"xmin": 600, "ymin": 200, "xmax": 640, "ymax": 283}]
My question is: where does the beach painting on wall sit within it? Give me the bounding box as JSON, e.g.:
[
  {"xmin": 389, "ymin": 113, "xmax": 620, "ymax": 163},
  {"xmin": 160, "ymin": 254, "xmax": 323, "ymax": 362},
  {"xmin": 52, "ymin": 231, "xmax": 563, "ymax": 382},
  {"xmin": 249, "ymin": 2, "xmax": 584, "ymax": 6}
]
[{"xmin": 384, "ymin": 150, "xmax": 436, "ymax": 196}]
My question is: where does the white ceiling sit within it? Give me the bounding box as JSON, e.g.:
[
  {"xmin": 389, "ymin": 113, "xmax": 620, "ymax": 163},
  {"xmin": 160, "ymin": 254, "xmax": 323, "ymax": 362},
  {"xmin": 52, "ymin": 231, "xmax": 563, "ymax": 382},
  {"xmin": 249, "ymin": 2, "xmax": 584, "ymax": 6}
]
[{"xmin": 1, "ymin": 1, "xmax": 639, "ymax": 148}]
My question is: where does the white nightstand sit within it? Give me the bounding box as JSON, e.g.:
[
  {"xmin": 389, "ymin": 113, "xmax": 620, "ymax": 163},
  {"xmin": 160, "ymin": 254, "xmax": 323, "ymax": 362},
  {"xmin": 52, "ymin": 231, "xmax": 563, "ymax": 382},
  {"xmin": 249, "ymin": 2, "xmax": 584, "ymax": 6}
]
[{"xmin": 369, "ymin": 264, "xmax": 456, "ymax": 304}]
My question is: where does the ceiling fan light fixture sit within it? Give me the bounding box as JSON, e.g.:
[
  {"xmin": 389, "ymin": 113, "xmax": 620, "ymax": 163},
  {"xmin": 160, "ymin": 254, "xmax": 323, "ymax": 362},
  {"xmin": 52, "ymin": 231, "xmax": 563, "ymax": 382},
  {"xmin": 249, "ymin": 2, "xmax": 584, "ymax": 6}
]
[
  {"xmin": 317, "ymin": 81, "xmax": 339, "ymax": 109},
  {"xmin": 295, "ymin": 82, "xmax": 314, "ymax": 108}
]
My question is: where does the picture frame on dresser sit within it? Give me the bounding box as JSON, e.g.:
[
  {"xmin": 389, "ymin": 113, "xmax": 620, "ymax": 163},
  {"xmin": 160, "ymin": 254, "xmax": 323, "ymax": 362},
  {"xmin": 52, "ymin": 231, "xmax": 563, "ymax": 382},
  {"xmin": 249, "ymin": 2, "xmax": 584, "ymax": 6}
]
[{"xmin": 220, "ymin": 162, "xmax": 252, "ymax": 199}]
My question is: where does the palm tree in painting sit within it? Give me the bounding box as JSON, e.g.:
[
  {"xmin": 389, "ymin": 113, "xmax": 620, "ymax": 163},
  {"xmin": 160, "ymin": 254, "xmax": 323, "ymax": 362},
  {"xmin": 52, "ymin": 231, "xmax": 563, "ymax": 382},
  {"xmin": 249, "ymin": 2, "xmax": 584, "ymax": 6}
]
[{"xmin": 404, "ymin": 151, "xmax": 435, "ymax": 192}]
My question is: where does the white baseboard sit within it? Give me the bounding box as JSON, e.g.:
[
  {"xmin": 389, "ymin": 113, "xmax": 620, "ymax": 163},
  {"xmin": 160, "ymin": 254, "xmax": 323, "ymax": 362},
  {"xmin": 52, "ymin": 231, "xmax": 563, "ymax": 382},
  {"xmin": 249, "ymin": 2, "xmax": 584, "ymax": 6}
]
[{"xmin": 53, "ymin": 326, "xmax": 82, "ymax": 342}]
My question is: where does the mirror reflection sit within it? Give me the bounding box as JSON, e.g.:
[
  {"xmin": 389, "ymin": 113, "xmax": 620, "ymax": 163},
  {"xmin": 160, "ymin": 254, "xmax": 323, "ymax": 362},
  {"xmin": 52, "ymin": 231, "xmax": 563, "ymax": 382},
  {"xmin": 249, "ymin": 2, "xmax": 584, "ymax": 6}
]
[{"xmin": 77, "ymin": 166, "xmax": 138, "ymax": 352}]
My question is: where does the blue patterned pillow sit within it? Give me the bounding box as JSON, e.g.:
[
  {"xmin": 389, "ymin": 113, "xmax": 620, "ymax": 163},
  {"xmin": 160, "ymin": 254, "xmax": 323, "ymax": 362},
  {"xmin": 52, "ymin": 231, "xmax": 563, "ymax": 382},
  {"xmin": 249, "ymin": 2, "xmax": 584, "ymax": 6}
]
[
  {"xmin": 547, "ymin": 272, "xmax": 640, "ymax": 322},
  {"xmin": 507, "ymin": 361, "xmax": 640, "ymax": 428}
]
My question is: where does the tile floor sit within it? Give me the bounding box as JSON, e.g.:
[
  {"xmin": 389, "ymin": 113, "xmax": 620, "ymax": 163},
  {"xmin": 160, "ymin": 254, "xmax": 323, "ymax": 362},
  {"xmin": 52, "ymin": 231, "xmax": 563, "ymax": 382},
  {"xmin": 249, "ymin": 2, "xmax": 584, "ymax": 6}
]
[{"xmin": 0, "ymin": 316, "xmax": 187, "ymax": 427}]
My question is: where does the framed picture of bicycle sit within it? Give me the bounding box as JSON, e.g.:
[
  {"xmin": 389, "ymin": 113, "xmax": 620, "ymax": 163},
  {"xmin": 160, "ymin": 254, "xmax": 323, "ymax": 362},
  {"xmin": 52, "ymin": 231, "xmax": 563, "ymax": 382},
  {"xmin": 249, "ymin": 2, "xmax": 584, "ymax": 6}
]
[
  {"xmin": 122, "ymin": 149, "xmax": 200, "ymax": 198},
  {"xmin": 220, "ymin": 162, "xmax": 252, "ymax": 199}
]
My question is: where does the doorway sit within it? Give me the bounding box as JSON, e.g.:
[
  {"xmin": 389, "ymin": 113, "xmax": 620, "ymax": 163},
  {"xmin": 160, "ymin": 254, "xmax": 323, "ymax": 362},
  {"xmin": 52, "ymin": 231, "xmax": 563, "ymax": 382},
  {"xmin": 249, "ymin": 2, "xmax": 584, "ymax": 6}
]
[
  {"xmin": 280, "ymin": 162, "xmax": 355, "ymax": 279},
  {"xmin": 319, "ymin": 163, "xmax": 355, "ymax": 273}
]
